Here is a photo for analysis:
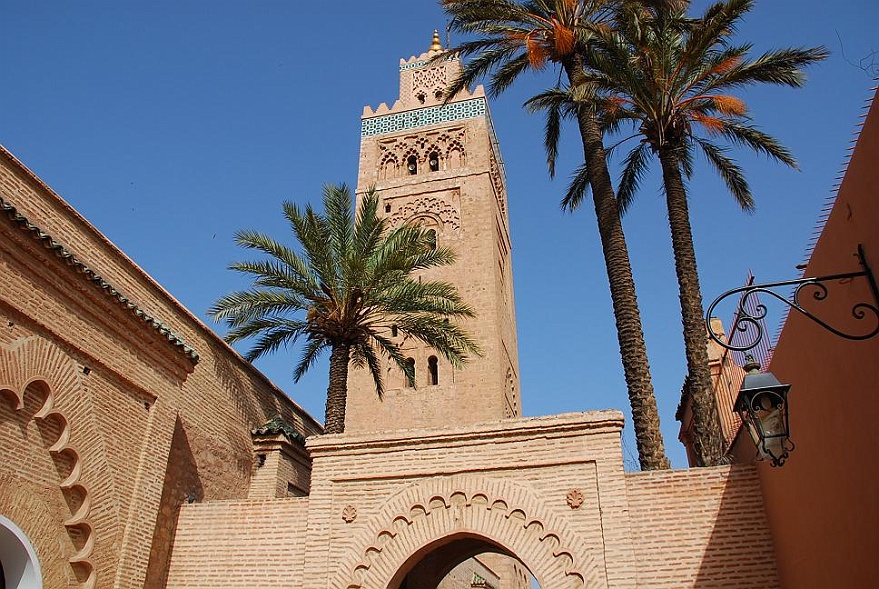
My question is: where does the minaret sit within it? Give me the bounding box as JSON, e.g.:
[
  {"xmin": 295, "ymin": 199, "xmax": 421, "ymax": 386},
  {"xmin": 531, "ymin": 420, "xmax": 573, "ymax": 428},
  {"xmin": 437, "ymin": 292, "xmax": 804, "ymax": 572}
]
[{"xmin": 345, "ymin": 32, "xmax": 521, "ymax": 433}]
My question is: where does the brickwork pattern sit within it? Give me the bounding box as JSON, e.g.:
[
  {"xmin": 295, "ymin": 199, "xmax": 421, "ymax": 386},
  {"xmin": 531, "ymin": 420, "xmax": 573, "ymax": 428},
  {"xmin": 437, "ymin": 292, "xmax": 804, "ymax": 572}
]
[
  {"xmin": 164, "ymin": 499, "xmax": 311, "ymax": 587},
  {"xmin": 0, "ymin": 336, "xmax": 110, "ymax": 588},
  {"xmin": 625, "ymin": 465, "xmax": 779, "ymax": 588},
  {"xmin": 0, "ymin": 474, "xmax": 72, "ymax": 587},
  {"xmin": 249, "ymin": 435, "xmax": 311, "ymax": 499},
  {"xmin": 163, "ymin": 413, "xmax": 780, "ymax": 589},
  {"xmin": 144, "ymin": 417, "xmax": 203, "ymax": 588}
]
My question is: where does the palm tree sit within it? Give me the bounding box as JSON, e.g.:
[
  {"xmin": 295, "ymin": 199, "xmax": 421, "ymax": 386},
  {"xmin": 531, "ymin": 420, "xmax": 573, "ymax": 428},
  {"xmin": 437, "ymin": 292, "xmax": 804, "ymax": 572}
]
[
  {"xmin": 210, "ymin": 184, "xmax": 480, "ymax": 434},
  {"xmin": 441, "ymin": 0, "xmax": 670, "ymax": 469},
  {"xmin": 556, "ymin": 0, "xmax": 826, "ymax": 465}
]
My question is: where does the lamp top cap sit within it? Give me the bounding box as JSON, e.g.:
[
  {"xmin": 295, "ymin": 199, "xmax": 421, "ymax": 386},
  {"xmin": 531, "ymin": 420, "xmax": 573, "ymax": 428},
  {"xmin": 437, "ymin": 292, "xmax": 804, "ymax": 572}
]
[
  {"xmin": 743, "ymin": 354, "xmax": 761, "ymax": 373},
  {"xmin": 740, "ymin": 370, "xmax": 790, "ymax": 394}
]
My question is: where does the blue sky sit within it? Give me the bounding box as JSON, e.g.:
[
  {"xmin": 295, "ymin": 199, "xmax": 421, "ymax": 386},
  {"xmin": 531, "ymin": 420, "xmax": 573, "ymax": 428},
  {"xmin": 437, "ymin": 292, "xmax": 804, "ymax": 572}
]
[{"xmin": 2, "ymin": 1, "xmax": 876, "ymax": 468}]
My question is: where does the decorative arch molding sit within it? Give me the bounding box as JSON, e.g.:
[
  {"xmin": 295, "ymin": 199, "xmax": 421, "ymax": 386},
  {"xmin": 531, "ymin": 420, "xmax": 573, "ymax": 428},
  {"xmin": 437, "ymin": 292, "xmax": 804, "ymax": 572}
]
[
  {"xmin": 335, "ymin": 475, "xmax": 602, "ymax": 589},
  {"xmin": 376, "ymin": 129, "xmax": 467, "ymax": 179},
  {"xmin": 388, "ymin": 194, "xmax": 461, "ymax": 232},
  {"xmin": 0, "ymin": 337, "xmax": 98, "ymax": 588}
]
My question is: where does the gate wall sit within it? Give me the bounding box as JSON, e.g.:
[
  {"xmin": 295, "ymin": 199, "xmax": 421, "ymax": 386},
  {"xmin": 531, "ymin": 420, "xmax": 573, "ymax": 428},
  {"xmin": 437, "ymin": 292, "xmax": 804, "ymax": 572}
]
[{"xmin": 165, "ymin": 412, "xmax": 778, "ymax": 588}]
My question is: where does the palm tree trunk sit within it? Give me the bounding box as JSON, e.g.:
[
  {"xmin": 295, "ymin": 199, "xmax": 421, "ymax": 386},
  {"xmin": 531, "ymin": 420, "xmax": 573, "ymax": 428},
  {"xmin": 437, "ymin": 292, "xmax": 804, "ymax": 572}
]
[
  {"xmin": 564, "ymin": 57, "xmax": 670, "ymax": 471},
  {"xmin": 657, "ymin": 148, "xmax": 723, "ymax": 466},
  {"xmin": 324, "ymin": 342, "xmax": 351, "ymax": 434}
]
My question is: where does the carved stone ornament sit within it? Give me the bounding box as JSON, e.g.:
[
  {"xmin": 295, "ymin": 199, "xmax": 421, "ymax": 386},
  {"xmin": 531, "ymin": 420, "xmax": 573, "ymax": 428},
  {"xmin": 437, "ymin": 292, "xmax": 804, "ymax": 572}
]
[
  {"xmin": 565, "ymin": 489, "xmax": 584, "ymax": 510},
  {"xmin": 342, "ymin": 505, "xmax": 358, "ymax": 523}
]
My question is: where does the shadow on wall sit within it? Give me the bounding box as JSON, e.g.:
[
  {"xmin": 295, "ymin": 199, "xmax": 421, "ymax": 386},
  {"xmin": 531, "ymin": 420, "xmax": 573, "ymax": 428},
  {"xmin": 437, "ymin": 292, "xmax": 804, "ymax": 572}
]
[
  {"xmin": 143, "ymin": 416, "xmax": 203, "ymax": 589},
  {"xmin": 210, "ymin": 345, "xmax": 311, "ymax": 434},
  {"xmin": 693, "ymin": 466, "xmax": 779, "ymax": 588}
]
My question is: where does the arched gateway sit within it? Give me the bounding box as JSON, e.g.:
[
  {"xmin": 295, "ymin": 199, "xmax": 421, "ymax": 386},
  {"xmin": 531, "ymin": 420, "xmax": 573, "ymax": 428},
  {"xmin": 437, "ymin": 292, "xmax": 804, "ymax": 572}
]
[{"xmin": 335, "ymin": 476, "xmax": 601, "ymax": 589}]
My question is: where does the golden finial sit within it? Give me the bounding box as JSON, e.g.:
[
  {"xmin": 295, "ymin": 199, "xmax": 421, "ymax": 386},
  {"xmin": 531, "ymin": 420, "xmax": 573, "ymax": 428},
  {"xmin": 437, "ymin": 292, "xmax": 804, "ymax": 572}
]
[{"xmin": 429, "ymin": 29, "xmax": 443, "ymax": 52}]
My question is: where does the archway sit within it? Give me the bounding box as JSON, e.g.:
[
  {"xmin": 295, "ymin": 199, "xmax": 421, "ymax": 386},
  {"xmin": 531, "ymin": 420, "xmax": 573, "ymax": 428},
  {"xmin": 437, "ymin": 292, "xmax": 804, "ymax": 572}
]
[
  {"xmin": 0, "ymin": 515, "xmax": 43, "ymax": 589},
  {"xmin": 389, "ymin": 532, "xmax": 538, "ymax": 589},
  {"xmin": 335, "ymin": 476, "xmax": 601, "ymax": 589}
]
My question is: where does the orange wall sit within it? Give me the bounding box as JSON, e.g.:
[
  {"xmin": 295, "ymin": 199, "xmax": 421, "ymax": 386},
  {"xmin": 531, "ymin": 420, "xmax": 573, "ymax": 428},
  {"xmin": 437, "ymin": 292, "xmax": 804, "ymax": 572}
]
[{"xmin": 759, "ymin": 90, "xmax": 879, "ymax": 588}]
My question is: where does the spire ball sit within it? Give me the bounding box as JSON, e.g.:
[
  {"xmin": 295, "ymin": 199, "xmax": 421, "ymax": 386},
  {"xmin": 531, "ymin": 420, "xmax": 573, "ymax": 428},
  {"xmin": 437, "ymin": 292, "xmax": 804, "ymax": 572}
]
[{"xmin": 429, "ymin": 29, "xmax": 443, "ymax": 52}]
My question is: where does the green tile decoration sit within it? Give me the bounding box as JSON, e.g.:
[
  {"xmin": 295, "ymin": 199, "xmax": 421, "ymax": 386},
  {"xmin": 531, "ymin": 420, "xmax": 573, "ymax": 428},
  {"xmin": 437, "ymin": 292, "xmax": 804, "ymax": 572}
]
[{"xmin": 362, "ymin": 98, "xmax": 487, "ymax": 137}]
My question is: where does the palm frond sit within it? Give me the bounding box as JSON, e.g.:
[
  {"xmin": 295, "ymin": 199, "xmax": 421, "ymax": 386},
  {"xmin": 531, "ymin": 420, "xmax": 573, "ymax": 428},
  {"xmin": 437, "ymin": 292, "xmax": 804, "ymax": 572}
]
[
  {"xmin": 524, "ymin": 86, "xmax": 574, "ymax": 177},
  {"xmin": 720, "ymin": 123, "xmax": 797, "ymax": 167},
  {"xmin": 213, "ymin": 182, "xmax": 481, "ymax": 431},
  {"xmin": 617, "ymin": 142, "xmax": 653, "ymax": 213},
  {"xmin": 350, "ymin": 339, "xmax": 386, "ymax": 397},
  {"xmin": 694, "ymin": 137, "xmax": 754, "ymax": 210},
  {"xmin": 561, "ymin": 162, "xmax": 592, "ymax": 212},
  {"xmin": 711, "ymin": 46, "xmax": 829, "ymax": 90},
  {"xmin": 293, "ymin": 336, "xmax": 328, "ymax": 383}
]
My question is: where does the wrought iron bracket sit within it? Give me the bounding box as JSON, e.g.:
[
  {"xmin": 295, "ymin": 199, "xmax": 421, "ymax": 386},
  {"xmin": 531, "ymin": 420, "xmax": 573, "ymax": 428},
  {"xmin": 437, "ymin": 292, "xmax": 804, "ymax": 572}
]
[{"xmin": 707, "ymin": 244, "xmax": 879, "ymax": 352}]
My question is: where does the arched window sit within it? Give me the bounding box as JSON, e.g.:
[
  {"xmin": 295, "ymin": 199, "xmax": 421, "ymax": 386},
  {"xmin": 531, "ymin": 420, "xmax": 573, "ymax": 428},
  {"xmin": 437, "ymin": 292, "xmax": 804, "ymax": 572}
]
[
  {"xmin": 428, "ymin": 356, "xmax": 439, "ymax": 385},
  {"xmin": 428, "ymin": 151, "xmax": 440, "ymax": 172},
  {"xmin": 407, "ymin": 155, "xmax": 418, "ymax": 175},
  {"xmin": 425, "ymin": 229, "xmax": 436, "ymax": 250},
  {"xmin": 391, "ymin": 324, "xmax": 398, "ymax": 337},
  {"xmin": 448, "ymin": 145, "xmax": 463, "ymax": 169},
  {"xmin": 0, "ymin": 515, "xmax": 43, "ymax": 588},
  {"xmin": 381, "ymin": 157, "xmax": 397, "ymax": 180},
  {"xmin": 405, "ymin": 357, "xmax": 416, "ymax": 387}
]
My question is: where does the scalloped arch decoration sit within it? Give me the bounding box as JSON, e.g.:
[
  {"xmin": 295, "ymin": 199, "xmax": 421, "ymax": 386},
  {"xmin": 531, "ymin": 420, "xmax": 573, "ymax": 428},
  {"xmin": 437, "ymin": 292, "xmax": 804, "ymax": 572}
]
[
  {"xmin": 333, "ymin": 475, "xmax": 602, "ymax": 589},
  {"xmin": 0, "ymin": 337, "xmax": 98, "ymax": 588},
  {"xmin": 387, "ymin": 195, "xmax": 461, "ymax": 232}
]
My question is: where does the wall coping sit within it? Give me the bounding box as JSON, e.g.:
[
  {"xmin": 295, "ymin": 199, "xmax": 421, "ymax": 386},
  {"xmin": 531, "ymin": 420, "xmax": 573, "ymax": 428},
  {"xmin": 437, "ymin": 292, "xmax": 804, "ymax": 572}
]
[{"xmin": 307, "ymin": 410, "xmax": 624, "ymax": 456}]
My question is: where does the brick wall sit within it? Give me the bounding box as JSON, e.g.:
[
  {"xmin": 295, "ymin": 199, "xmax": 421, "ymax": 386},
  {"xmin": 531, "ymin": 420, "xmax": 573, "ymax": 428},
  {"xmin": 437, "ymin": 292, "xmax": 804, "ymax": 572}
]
[
  {"xmin": 0, "ymin": 146, "xmax": 322, "ymax": 588},
  {"xmin": 625, "ymin": 465, "xmax": 779, "ymax": 588},
  {"xmin": 163, "ymin": 498, "xmax": 310, "ymax": 587},
  {"xmin": 159, "ymin": 414, "xmax": 780, "ymax": 589}
]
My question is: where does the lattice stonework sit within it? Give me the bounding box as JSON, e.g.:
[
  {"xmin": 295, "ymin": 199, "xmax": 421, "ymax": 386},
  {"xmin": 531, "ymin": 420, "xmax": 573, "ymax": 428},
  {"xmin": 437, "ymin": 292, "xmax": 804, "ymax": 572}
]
[
  {"xmin": 490, "ymin": 151, "xmax": 507, "ymax": 218},
  {"xmin": 362, "ymin": 98, "xmax": 486, "ymax": 137},
  {"xmin": 411, "ymin": 67, "xmax": 447, "ymax": 96}
]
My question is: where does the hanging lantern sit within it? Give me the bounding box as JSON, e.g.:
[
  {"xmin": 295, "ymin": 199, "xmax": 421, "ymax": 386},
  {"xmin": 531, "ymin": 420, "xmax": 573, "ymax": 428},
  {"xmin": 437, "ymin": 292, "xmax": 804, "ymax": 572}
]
[{"xmin": 734, "ymin": 357, "xmax": 794, "ymax": 466}]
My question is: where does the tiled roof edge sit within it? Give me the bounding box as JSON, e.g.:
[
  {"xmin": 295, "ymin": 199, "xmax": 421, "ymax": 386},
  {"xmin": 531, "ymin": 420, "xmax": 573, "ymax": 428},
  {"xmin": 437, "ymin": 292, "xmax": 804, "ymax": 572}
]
[
  {"xmin": 252, "ymin": 414, "xmax": 306, "ymax": 444},
  {"xmin": 0, "ymin": 194, "xmax": 200, "ymax": 364}
]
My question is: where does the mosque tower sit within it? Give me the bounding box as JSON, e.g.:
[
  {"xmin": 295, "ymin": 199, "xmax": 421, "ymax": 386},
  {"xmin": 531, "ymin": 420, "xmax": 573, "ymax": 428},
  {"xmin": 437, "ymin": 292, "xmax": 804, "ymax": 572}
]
[{"xmin": 345, "ymin": 31, "xmax": 521, "ymax": 434}]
